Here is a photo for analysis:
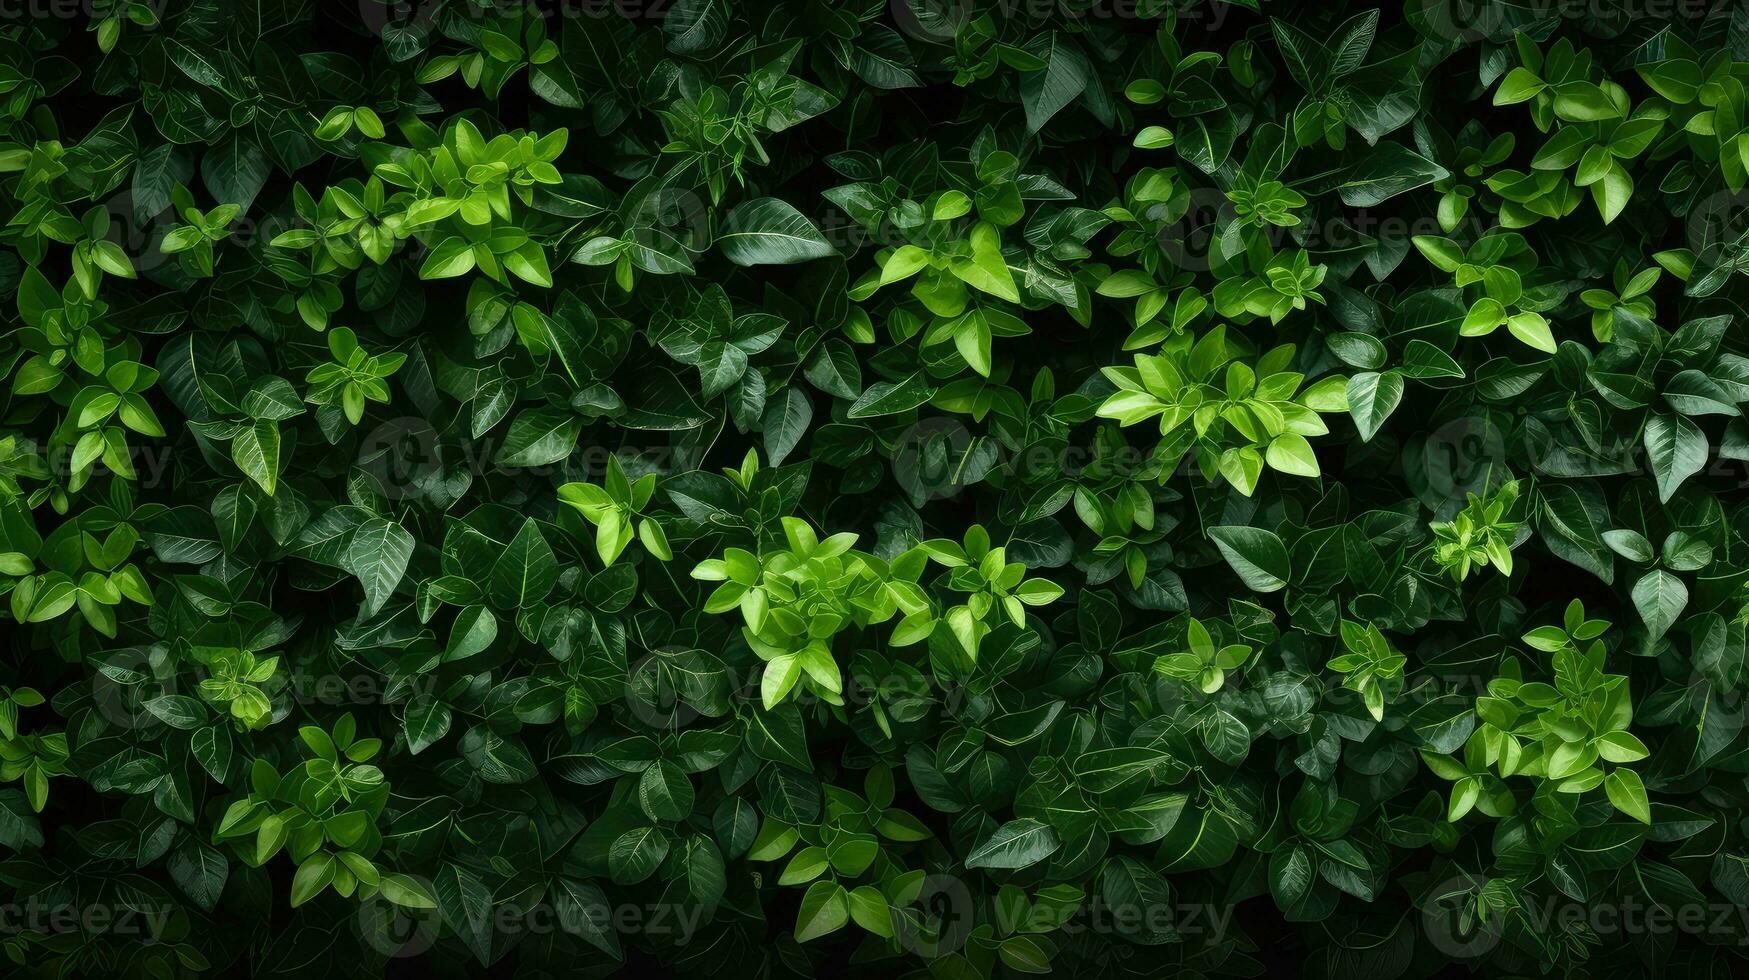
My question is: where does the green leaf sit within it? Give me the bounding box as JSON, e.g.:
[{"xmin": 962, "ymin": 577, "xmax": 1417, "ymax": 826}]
[
  {"xmin": 1338, "ymin": 142, "xmax": 1449, "ymax": 206},
  {"xmin": 803, "ymin": 339, "xmax": 863, "ymax": 399},
  {"xmin": 201, "ymin": 135, "xmax": 271, "ymax": 212},
  {"xmin": 1207, "ymin": 526, "xmax": 1290, "ymax": 593},
  {"xmin": 0, "ymin": 791, "xmax": 43, "ymax": 850},
  {"xmin": 638, "ymin": 760, "xmax": 695, "ymax": 822},
  {"xmin": 1270, "ymin": 841, "xmax": 1315, "ymax": 909},
  {"xmin": 1265, "ymin": 433, "xmax": 1320, "ymax": 478},
  {"xmin": 1605, "ymin": 769, "xmax": 1651, "ymax": 824},
  {"xmin": 965, "ymin": 818, "xmax": 1061, "ymax": 870},
  {"xmin": 1346, "ymin": 371, "xmax": 1402, "ymax": 443},
  {"xmin": 495, "ymin": 408, "xmax": 581, "ymax": 467},
  {"xmin": 231, "ymin": 420, "xmax": 281, "ymax": 495},
  {"xmin": 1020, "ymin": 34, "xmax": 1093, "ymax": 133},
  {"xmin": 346, "ymin": 518, "xmax": 415, "ymax": 618},
  {"xmin": 1631, "ymin": 569, "xmax": 1687, "ymax": 642},
  {"xmin": 717, "ymin": 198, "xmax": 836, "ymax": 266},
  {"xmin": 168, "ymin": 841, "xmax": 229, "ymax": 912},
  {"xmin": 404, "ymin": 696, "xmax": 452, "ymax": 754},
  {"xmin": 794, "ymin": 880, "xmax": 849, "ymax": 942},
  {"xmin": 489, "ymin": 519, "xmax": 559, "ymax": 609},
  {"xmin": 608, "ymin": 826, "xmax": 670, "ymax": 884},
  {"xmin": 434, "ymin": 864, "xmax": 494, "ymax": 965},
  {"xmin": 1494, "ymin": 67, "xmax": 1546, "ymax": 105},
  {"xmin": 554, "ymin": 878, "xmax": 622, "ymax": 959},
  {"xmin": 380, "ymin": 873, "xmax": 439, "ymax": 909},
  {"xmin": 1643, "ymin": 413, "xmax": 1707, "ymax": 503},
  {"xmin": 763, "ymin": 386, "xmax": 813, "ymax": 467},
  {"xmin": 289, "ymin": 853, "xmax": 335, "ymax": 907},
  {"xmin": 848, "ymin": 373, "xmax": 935, "ymax": 418},
  {"xmin": 444, "ymin": 605, "xmax": 497, "ymax": 661},
  {"xmin": 949, "ymin": 222, "xmax": 1021, "ymax": 303}
]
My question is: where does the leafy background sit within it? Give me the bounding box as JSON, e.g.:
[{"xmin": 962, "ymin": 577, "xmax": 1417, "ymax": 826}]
[{"xmin": 4, "ymin": 0, "xmax": 1749, "ymax": 977}]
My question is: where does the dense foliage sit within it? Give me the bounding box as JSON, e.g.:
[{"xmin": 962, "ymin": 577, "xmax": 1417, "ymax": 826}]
[{"xmin": 7, "ymin": 0, "xmax": 1749, "ymax": 976}]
